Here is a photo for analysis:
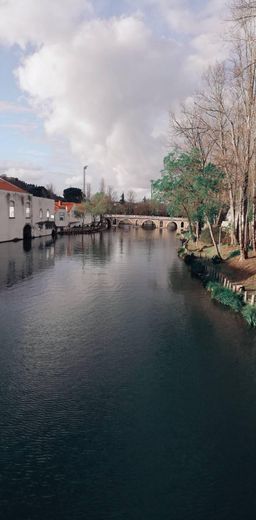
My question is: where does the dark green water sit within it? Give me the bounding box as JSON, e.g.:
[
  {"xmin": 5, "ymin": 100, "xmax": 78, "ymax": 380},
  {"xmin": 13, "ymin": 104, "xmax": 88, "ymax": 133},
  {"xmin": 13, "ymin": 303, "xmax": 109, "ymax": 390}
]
[{"xmin": 0, "ymin": 228, "xmax": 256, "ymax": 520}]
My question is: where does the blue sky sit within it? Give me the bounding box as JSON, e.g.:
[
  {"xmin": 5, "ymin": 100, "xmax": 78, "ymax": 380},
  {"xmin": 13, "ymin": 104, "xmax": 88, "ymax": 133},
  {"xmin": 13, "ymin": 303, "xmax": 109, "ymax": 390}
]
[{"xmin": 0, "ymin": 0, "xmax": 227, "ymax": 197}]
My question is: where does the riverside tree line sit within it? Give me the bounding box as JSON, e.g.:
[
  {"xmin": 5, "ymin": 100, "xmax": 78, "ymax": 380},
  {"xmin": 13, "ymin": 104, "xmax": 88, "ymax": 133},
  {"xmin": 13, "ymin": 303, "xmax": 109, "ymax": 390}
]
[{"xmin": 152, "ymin": 0, "xmax": 256, "ymax": 261}]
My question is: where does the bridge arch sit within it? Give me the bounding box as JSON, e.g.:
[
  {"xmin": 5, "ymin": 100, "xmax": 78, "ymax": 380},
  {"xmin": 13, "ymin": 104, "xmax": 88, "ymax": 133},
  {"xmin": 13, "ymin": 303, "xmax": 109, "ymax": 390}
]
[
  {"xmin": 104, "ymin": 217, "xmax": 112, "ymax": 229},
  {"xmin": 142, "ymin": 220, "xmax": 156, "ymax": 229},
  {"xmin": 167, "ymin": 221, "xmax": 178, "ymax": 231},
  {"xmin": 118, "ymin": 219, "xmax": 133, "ymax": 227}
]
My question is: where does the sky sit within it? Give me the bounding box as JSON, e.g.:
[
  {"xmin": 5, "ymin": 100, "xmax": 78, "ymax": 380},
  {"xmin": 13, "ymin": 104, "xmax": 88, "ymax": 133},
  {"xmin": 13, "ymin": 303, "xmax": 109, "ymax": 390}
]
[{"xmin": 0, "ymin": 0, "xmax": 229, "ymax": 198}]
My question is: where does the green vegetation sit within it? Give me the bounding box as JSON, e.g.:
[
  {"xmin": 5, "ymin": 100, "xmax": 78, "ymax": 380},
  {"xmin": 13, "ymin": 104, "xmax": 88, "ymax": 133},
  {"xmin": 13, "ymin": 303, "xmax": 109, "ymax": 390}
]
[
  {"xmin": 228, "ymin": 249, "xmax": 240, "ymax": 259},
  {"xmin": 206, "ymin": 281, "xmax": 243, "ymax": 313},
  {"xmin": 152, "ymin": 149, "xmax": 224, "ymax": 258},
  {"xmin": 63, "ymin": 187, "xmax": 83, "ymax": 203},
  {"xmin": 177, "ymin": 246, "xmax": 186, "ymax": 258},
  {"xmin": 242, "ymin": 305, "xmax": 256, "ymax": 327}
]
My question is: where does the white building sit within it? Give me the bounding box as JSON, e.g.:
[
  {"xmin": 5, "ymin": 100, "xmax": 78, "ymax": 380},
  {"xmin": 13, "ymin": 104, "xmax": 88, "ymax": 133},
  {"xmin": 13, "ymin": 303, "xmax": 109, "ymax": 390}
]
[
  {"xmin": 0, "ymin": 177, "xmax": 55, "ymax": 243},
  {"xmin": 54, "ymin": 201, "xmax": 93, "ymax": 229}
]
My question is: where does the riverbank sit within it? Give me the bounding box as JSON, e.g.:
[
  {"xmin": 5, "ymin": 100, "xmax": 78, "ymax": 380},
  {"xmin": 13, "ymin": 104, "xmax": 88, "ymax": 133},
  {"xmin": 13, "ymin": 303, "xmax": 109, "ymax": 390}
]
[
  {"xmin": 185, "ymin": 239, "xmax": 256, "ymax": 292},
  {"xmin": 179, "ymin": 238, "xmax": 256, "ymax": 327}
]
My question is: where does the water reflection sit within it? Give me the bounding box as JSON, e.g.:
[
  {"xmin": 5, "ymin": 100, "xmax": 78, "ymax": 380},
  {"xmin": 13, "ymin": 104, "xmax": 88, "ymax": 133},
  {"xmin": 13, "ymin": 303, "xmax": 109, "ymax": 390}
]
[
  {"xmin": 1, "ymin": 228, "xmax": 256, "ymax": 520},
  {"xmin": 0, "ymin": 238, "xmax": 56, "ymax": 288},
  {"xmin": 0, "ymin": 228, "xmax": 170, "ymax": 291},
  {"xmin": 23, "ymin": 238, "xmax": 32, "ymax": 253},
  {"xmin": 0, "ymin": 233, "xmax": 117, "ymax": 290}
]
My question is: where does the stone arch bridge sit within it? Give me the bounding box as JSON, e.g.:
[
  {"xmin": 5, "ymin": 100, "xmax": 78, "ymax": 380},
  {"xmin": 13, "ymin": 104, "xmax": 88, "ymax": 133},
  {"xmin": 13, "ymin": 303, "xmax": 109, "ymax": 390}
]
[{"xmin": 105, "ymin": 215, "xmax": 189, "ymax": 233}]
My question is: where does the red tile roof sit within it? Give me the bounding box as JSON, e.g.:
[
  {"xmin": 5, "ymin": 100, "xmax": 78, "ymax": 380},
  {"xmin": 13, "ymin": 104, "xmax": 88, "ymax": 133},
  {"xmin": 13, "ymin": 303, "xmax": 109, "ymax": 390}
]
[
  {"xmin": 55, "ymin": 201, "xmax": 82, "ymax": 213},
  {"xmin": 0, "ymin": 177, "xmax": 27, "ymax": 193}
]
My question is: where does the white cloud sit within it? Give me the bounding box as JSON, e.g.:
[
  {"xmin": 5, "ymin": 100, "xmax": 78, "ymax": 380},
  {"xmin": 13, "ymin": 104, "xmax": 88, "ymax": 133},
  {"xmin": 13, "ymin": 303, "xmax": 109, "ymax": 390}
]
[
  {"xmin": 0, "ymin": 0, "xmax": 227, "ymax": 195},
  {"xmin": 0, "ymin": 0, "xmax": 93, "ymax": 47},
  {"xmin": 0, "ymin": 160, "xmax": 67, "ymax": 195},
  {"xmin": 0, "ymin": 160, "xmax": 43, "ymax": 182},
  {"xmin": 0, "ymin": 100, "xmax": 32, "ymax": 113}
]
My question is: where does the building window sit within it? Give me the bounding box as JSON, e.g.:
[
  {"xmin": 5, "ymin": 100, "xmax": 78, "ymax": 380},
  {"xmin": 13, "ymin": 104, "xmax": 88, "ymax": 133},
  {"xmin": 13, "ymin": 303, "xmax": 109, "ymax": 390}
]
[
  {"xmin": 46, "ymin": 209, "xmax": 50, "ymax": 219},
  {"xmin": 25, "ymin": 201, "xmax": 31, "ymax": 218},
  {"xmin": 39, "ymin": 209, "xmax": 43, "ymax": 219},
  {"xmin": 9, "ymin": 201, "xmax": 15, "ymax": 219}
]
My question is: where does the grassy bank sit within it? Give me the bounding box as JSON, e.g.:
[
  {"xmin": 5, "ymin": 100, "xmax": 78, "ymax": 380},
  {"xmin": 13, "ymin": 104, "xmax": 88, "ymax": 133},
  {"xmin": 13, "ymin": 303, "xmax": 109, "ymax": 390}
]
[
  {"xmin": 207, "ymin": 281, "xmax": 243, "ymax": 312},
  {"xmin": 206, "ymin": 281, "xmax": 256, "ymax": 327},
  {"xmin": 178, "ymin": 246, "xmax": 256, "ymax": 327},
  {"xmin": 182, "ymin": 235, "xmax": 256, "ymax": 294}
]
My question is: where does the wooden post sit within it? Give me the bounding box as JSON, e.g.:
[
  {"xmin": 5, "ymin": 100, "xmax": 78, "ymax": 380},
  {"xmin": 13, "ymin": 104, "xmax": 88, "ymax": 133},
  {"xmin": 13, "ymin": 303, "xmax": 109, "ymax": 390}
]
[
  {"xmin": 244, "ymin": 291, "xmax": 248, "ymax": 304},
  {"xmin": 251, "ymin": 294, "xmax": 255, "ymax": 306}
]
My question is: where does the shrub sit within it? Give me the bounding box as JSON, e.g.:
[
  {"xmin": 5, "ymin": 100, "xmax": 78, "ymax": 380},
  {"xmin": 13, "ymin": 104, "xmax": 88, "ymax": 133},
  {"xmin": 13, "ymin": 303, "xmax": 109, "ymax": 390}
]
[
  {"xmin": 190, "ymin": 260, "xmax": 206, "ymax": 276},
  {"xmin": 212, "ymin": 255, "xmax": 222, "ymax": 264},
  {"xmin": 206, "ymin": 281, "xmax": 243, "ymax": 312},
  {"xmin": 177, "ymin": 246, "xmax": 186, "ymax": 258},
  {"xmin": 200, "ymin": 226, "xmax": 230, "ymax": 246},
  {"xmin": 242, "ymin": 305, "xmax": 256, "ymax": 327},
  {"xmin": 184, "ymin": 253, "xmax": 196, "ymax": 265},
  {"xmin": 183, "ymin": 230, "xmax": 196, "ymax": 242},
  {"xmin": 228, "ymin": 249, "xmax": 240, "ymax": 259}
]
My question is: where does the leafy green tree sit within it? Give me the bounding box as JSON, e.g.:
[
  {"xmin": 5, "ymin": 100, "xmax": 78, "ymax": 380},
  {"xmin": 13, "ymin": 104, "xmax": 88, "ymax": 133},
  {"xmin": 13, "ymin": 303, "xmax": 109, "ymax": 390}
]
[
  {"xmin": 152, "ymin": 148, "xmax": 224, "ymax": 256},
  {"xmin": 63, "ymin": 187, "xmax": 83, "ymax": 203},
  {"xmin": 84, "ymin": 192, "xmax": 109, "ymax": 220},
  {"xmin": 120, "ymin": 193, "xmax": 125, "ymax": 204}
]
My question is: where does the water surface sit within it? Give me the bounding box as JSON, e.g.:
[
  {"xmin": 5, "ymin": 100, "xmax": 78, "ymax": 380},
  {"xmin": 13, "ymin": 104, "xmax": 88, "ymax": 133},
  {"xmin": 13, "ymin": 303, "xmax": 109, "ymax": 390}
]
[{"xmin": 0, "ymin": 229, "xmax": 256, "ymax": 520}]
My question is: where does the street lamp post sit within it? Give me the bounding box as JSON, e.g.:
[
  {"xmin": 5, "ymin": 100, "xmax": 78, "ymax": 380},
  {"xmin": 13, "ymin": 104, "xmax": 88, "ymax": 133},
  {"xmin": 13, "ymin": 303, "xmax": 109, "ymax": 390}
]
[
  {"xmin": 82, "ymin": 165, "xmax": 88, "ymax": 228},
  {"xmin": 83, "ymin": 165, "xmax": 88, "ymax": 200},
  {"xmin": 150, "ymin": 179, "xmax": 154, "ymax": 200}
]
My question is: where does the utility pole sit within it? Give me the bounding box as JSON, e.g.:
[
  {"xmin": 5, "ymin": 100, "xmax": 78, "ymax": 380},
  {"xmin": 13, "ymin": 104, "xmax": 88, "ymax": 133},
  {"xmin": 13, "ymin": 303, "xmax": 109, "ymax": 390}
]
[
  {"xmin": 150, "ymin": 180, "xmax": 154, "ymax": 200},
  {"xmin": 83, "ymin": 165, "xmax": 88, "ymax": 200},
  {"xmin": 82, "ymin": 165, "xmax": 88, "ymax": 228}
]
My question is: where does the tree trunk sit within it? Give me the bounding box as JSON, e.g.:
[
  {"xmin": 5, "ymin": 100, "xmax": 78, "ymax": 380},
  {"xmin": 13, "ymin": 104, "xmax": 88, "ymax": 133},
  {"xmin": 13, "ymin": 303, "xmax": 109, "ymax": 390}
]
[
  {"xmin": 229, "ymin": 188, "xmax": 237, "ymax": 246},
  {"xmin": 252, "ymin": 191, "xmax": 256, "ymax": 252},
  {"xmin": 239, "ymin": 183, "xmax": 249, "ymax": 260},
  {"xmin": 195, "ymin": 221, "xmax": 200, "ymax": 243},
  {"xmin": 206, "ymin": 216, "xmax": 222, "ymax": 259},
  {"xmin": 183, "ymin": 206, "xmax": 194, "ymax": 240}
]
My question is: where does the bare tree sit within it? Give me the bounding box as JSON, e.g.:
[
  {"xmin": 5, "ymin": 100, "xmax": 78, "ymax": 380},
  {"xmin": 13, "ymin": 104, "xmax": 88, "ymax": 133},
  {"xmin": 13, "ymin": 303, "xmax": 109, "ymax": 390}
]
[
  {"xmin": 127, "ymin": 190, "xmax": 136, "ymax": 203},
  {"xmin": 229, "ymin": 1, "xmax": 256, "ymax": 258},
  {"xmin": 46, "ymin": 183, "xmax": 56, "ymax": 199},
  {"xmin": 194, "ymin": 63, "xmax": 240, "ymax": 245},
  {"xmin": 99, "ymin": 177, "xmax": 105, "ymax": 194},
  {"xmin": 231, "ymin": 0, "xmax": 256, "ymax": 22},
  {"xmin": 169, "ymin": 0, "xmax": 256, "ymax": 259}
]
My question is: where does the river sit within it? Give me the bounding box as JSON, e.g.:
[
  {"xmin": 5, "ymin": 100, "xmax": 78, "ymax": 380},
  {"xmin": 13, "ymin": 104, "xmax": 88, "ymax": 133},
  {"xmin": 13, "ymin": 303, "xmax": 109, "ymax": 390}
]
[{"xmin": 0, "ymin": 228, "xmax": 256, "ymax": 520}]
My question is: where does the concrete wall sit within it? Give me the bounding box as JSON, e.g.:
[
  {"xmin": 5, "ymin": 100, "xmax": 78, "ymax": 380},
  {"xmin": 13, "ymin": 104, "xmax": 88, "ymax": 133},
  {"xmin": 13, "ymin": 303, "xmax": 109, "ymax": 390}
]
[
  {"xmin": 32, "ymin": 196, "xmax": 55, "ymax": 238},
  {"xmin": 0, "ymin": 190, "xmax": 31, "ymax": 242},
  {"xmin": 0, "ymin": 190, "xmax": 55, "ymax": 242}
]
